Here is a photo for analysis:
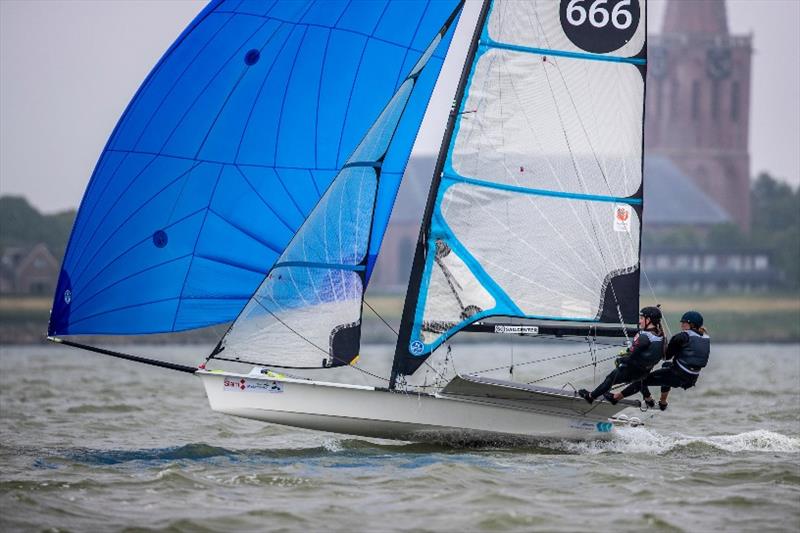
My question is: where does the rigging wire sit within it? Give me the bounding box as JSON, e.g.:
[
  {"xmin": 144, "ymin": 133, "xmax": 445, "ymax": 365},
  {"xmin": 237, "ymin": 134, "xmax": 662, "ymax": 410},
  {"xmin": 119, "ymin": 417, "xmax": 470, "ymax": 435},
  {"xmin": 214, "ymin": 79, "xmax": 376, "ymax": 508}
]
[
  {"xmin": 218, "ymin": 297, "xmax": 391, "ymax": 384},
  {"xmin": 362, "ymin": 297, "xmax": 460, "ymax": 388},
  {"xmin": 363, "ymin": 299, "xmax": 399, "ymax": 337},
  {"xmin": 469, "ymin": 343, "xmax": 618, "ymax": 376},
  {"xmin": 526, "ymin": 354, "xmax": 617, "ymax": 384}
]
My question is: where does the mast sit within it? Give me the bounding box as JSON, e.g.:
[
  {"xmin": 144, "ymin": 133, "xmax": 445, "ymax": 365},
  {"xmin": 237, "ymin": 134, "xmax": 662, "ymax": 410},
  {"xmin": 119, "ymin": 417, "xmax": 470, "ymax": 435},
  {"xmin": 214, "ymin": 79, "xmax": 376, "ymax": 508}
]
[{"xmin": 391, "ymin": 0, "xmax": 492, "ymax": 389}]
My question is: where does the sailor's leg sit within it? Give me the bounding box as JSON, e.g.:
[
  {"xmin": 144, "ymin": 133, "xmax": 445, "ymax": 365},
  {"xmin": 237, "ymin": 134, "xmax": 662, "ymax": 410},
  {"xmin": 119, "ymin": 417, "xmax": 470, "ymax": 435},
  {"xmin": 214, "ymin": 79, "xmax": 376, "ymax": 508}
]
[
  {"xmin": 619, "ymin": 380, "xmax": 642, "ymax": 398},
  {"xmin": 589, "ymin": 368, "xmax": 620, "ymax": 400},
  {"xmin": 639, "ymin": 383, "xmax": 656, "ymax": 407},
  {"xmin": 647, "ymin": 369, "xmax": 683, "ymax": 410}
]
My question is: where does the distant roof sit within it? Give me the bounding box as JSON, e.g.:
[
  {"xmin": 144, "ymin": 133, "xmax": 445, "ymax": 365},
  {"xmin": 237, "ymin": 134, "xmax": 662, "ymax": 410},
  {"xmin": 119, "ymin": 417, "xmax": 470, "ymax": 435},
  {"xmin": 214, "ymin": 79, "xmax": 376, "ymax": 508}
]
[
  {"xmin": 644, "ymin": 154, "xmax": 731, "ymax": 225},
  {"xmin": 390, "ymin": 153, "xmax": 731, "ymax": 227}
]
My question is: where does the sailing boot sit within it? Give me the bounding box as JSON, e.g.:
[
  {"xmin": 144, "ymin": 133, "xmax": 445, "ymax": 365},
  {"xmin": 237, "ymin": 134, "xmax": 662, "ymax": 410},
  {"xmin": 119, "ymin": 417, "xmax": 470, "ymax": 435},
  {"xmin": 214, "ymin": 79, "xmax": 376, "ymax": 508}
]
[
  {"xmin": 578, "ymin": 389, "xmax": 593, "ymax": 404},
  {"xmin": 602, "ymin": 392, "xmax": 618, "ymax": 405}
]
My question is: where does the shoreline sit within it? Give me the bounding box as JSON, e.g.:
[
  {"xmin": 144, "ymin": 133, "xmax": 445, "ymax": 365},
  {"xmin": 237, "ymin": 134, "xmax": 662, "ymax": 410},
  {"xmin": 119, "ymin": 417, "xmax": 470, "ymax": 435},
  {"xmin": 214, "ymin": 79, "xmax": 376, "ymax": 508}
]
[{"xmin": 3, "ymin": 294, "xmax": 799, "ymax": 345}]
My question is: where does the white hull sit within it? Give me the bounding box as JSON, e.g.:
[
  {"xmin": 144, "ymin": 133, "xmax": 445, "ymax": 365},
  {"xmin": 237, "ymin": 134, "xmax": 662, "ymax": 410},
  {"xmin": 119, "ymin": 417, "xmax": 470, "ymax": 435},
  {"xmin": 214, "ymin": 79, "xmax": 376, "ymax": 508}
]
[{"xmin": 197, "ymin": 370, "xmax": 637, "ymax": 442}]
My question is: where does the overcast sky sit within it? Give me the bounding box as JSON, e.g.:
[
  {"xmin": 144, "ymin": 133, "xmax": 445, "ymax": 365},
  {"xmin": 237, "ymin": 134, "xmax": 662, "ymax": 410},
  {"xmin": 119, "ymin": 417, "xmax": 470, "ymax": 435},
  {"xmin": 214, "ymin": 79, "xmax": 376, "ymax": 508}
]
[{"xmin": 1, "ymin": 0, "xmax": 798, "ymax": 214}]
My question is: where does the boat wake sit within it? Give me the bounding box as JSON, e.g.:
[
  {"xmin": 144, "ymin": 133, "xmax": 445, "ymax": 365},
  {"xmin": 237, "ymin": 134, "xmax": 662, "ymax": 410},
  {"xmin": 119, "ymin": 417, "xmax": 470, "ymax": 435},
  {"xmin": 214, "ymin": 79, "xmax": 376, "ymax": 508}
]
[{"xmin": 558, "ymin": 428, "xmax": 800, "ymax": 455}]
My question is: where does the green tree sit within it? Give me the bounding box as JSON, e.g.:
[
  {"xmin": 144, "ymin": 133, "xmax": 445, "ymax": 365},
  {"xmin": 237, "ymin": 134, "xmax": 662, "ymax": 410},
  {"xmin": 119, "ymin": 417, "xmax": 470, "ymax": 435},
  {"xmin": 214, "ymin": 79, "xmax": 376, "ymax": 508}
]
[
  {"xmin": 0, "ymin": 196, "xmax": 75, "ymax": 260},
  {"xmin": 749, "ymin": 173, "xmax": 800, "ymax": 289}
]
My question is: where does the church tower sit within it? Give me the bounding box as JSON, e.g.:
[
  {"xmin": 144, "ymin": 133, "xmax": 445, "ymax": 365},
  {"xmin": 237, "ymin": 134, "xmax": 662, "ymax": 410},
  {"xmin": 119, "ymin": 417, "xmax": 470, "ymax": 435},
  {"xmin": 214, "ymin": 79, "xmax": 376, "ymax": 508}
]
[{"xmin": 645, "ymin": 0, "xmax": 752, "ymax": 230}]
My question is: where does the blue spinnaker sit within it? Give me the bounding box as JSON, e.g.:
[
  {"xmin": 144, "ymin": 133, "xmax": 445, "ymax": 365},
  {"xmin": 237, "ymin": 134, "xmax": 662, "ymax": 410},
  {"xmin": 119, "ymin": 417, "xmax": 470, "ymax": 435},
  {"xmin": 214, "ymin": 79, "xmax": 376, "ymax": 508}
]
[{"xmin": 49, "ymin": 0, "xmax": 459, "ymax": 336}]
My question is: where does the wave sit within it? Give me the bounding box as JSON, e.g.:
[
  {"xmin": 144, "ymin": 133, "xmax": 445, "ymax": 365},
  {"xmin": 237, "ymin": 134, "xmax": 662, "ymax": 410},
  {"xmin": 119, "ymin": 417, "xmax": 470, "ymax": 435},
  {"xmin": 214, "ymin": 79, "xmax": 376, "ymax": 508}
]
[
  {"xmin": 65, "ymin": 404, "xmax": 142, "ymax": 414},
  {"xmin": 559, "ymin": 428, "xmax": 800, "ymax": 455},
  {"xmin": 63, "ymin": 443, "xmax": 236, "ymax": 464}
]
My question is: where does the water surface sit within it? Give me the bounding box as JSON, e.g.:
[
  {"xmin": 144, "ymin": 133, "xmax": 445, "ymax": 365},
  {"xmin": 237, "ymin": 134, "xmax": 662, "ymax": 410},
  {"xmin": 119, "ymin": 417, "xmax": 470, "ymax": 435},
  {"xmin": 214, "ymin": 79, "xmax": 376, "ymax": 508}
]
[{"xmin": 1, "ymin": 342, "xmax": 798, "ymax": 531}]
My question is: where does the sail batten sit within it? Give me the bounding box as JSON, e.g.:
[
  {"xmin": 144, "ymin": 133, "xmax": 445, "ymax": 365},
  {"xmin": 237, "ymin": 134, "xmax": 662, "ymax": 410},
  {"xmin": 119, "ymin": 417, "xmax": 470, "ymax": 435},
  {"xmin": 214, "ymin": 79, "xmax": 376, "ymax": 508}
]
[
  {"xmin": 442, "ymin": 174, "xmax": 643, "ymax": 204},
  {"xmin": 393, "ymin": 0, "xmax": 647, "ymax": 380},
  {"xmin": 483, "ymin": 41, "xmax": 647, "ymax": 65}
]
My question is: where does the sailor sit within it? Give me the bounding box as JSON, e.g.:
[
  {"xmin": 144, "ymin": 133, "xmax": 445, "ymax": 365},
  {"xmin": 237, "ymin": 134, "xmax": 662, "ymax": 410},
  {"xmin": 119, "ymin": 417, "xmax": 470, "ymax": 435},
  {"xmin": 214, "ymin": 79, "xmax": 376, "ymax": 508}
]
[
  {"xmin": 610, "ymin": 311, "xmax": 710, "ymax": 410},
  {"xmin": 578, "ymin": 307, "xmax": 665, "ymax": 404}
]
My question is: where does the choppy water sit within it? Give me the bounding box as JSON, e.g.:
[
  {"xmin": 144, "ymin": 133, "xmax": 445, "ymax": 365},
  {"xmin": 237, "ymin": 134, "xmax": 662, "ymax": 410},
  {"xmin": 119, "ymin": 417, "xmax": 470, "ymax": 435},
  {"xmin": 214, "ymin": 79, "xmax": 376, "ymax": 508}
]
[{"xmin": 1, "ymin": 342, "xmax": 798, "ymax": 532}]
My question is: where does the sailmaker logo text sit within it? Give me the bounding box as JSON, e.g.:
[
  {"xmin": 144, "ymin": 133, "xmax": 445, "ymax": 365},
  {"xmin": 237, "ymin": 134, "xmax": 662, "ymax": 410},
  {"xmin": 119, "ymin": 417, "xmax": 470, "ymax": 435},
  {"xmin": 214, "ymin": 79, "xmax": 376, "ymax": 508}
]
[{"xmin": 223, "ymin": 378, "xmax": 283, "ymax": 393}]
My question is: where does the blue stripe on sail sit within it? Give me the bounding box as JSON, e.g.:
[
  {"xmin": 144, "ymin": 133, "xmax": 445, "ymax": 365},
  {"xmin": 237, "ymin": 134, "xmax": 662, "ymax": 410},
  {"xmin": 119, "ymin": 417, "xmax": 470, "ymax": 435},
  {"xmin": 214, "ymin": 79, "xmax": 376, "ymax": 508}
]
[
  {"xmin": 274, "ymin": 261, "xmax": 365, "ymax": 271},
  {"xmin": 443, "ymin": 173, "xmax": 643, "ymax": 205},
  {"xmin": 480, "ymin": 40, "xmax": 647, "ymax": 65}
]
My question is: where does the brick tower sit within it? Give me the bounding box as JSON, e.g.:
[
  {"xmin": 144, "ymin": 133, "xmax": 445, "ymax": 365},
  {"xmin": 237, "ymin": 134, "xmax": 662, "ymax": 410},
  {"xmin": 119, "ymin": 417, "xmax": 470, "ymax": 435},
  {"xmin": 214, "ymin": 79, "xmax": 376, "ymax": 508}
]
[{"xmin": 645, "ymin": 0, "xmax": 752, "ymax": 230}]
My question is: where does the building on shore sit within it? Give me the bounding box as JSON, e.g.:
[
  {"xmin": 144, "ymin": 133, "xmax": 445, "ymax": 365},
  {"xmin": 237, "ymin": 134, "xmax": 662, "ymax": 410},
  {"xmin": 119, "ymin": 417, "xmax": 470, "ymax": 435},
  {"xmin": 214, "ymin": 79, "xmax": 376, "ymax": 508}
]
[{"xmin": 0, "ymin": 243, "xmax": 59, "ymax": 296}]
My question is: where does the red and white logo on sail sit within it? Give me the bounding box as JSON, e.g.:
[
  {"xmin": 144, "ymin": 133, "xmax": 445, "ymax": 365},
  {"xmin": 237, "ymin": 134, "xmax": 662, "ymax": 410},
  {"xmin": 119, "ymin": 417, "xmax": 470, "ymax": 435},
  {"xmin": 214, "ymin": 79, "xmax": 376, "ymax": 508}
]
[{"xmin": 613, "ymin": 204, "xmax": 632, "ymax": 232}]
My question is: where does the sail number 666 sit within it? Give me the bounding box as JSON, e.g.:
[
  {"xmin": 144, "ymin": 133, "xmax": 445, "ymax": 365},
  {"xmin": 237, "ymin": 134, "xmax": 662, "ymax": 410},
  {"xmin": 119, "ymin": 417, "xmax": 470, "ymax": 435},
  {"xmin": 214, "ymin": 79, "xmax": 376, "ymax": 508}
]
[{"xmin": 566, "ymin": 0, "xmax": 633, "ymax": 30}]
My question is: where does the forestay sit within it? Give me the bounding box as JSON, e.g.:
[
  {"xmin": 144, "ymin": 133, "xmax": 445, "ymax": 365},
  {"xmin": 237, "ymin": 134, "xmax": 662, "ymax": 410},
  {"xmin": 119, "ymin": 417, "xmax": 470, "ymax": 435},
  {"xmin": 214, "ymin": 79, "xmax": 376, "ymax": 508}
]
[
  {"xmin": 216, "ymin": 2, "xmax": 464, "ymax": 368},
  {"xmin": 394, "ymin": 0, "xmax": 647, "ymax": 378},
  {"xmin": 49, "ymin": 0, "xmax": 459, "ymax": 336}
]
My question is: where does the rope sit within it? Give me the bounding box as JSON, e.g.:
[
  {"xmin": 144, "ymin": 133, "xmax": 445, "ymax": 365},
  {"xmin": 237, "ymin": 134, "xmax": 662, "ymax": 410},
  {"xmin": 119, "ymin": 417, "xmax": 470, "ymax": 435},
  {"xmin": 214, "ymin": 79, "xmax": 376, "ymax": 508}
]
[
  {"xmin": 363, "ymin": 299, "xmax": 399, "ymax": 337},
  {"xmin": 526, "ymin": 354, "xmax": 618, "ymax": 384},
  {"xmin": 470, "ymin": 344, "xmax": 618, "ymax": 376},
  {"xmin": 218, "ymin": 298, "xmax": 391, "ymax": 383}
]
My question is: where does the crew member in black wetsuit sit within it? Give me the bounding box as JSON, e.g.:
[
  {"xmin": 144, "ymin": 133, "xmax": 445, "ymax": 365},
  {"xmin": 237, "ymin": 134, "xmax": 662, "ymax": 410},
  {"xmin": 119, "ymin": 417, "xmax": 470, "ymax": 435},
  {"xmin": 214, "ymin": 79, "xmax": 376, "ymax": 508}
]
[
  {"xmin": 609, "ymin": 311, "xmax": 710, "ymax": 410},
  {"xmin": 578, "ymin": 307, "xmax": 665, "ymax": 404}
]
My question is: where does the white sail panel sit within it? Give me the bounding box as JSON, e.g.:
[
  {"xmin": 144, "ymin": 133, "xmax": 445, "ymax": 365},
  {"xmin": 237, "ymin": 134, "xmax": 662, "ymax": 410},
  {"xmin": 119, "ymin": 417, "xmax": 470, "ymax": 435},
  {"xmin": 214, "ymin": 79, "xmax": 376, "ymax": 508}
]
[
  {"xmin": 394, "ymin": 0, "xmax": 647, "ymax": 373},
  {"xmin": 451, "ymin": 49, "xmax": 643, "ymax": 198},
  {"xmin": 486, "ymin": 0, "xmax": 646, "ymax": 58},
  {"xmin": 222, "ymin": 268, "xmax": 363, "ymax": 368},
  {"xmin": 439, "ymin": 182, "xmax": 640, "ymax": 320},
  {"xmin": 222, "ymin": 166, "xmax": 375, "ymax": 367}
]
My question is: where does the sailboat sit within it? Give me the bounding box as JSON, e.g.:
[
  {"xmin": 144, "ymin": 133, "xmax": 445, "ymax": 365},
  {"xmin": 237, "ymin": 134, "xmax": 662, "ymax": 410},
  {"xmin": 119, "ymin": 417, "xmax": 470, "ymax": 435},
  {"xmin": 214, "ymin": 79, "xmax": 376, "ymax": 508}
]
[{"xmin": 49, "ymin": 0, "xmax": 648, "ymax": 441}]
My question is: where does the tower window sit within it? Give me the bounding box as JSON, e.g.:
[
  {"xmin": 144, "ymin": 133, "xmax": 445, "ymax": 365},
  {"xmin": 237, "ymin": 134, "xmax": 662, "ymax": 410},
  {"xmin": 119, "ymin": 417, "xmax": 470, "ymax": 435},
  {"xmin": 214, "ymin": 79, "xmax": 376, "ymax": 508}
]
[
  {"xmin": 711, "ymin": 80, "xmax": 721, "ymax": 121},
  {"xmin": 671, "ymin": 80, "xmax": 680, "ymax": 115},
  {"xmin": 691, "ymin": 80, "xmax": 701, "ymax": 121}
]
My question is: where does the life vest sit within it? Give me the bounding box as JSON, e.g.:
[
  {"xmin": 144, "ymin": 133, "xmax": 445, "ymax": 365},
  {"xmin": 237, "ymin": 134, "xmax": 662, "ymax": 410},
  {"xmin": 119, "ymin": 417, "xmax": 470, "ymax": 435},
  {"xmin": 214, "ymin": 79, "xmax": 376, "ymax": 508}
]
[
  {"xmin": 675, "ymin": 329, "xmax": 710, "ymax": 374},
  {"xmin": 633, "ymin": 330, "xmax": 664, "ymax": 369}
]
